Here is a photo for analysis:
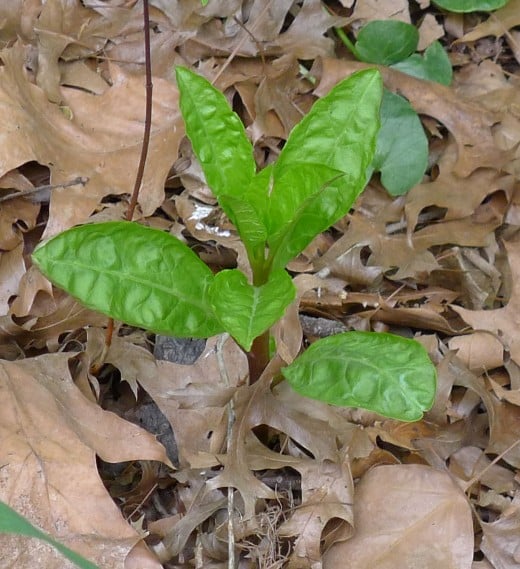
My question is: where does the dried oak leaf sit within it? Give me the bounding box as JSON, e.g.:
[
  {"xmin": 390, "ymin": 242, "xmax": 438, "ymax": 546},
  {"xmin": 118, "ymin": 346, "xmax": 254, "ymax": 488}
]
[
  {"xmin": 457, "ymin": 0, "xmax": 520, "ymax": 42},
  {"xmin": 453, "ymin": 240, "xmax": 520, "ymax": 366},
  {"xmin": 0, "ymin": 42, "xmax": 182, "ymax": 237},
  {"xmin": 323, "ymin": 464, "xmax": 474, "ymax": 569},
  {"xmin": 0, "ymin": 353, "xmax": 170, "ymax": 568},
  {"xmin": 480, "ymin": 493, "xmax": 520, "ymax": 569}
]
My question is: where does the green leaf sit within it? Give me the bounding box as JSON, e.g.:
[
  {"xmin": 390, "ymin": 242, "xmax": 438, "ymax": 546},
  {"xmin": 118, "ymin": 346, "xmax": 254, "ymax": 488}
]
[
  {"xmin": 209, "ymin": 269, "xmax": 295, "ymax": 351},
  {"xmin": 371, "ymin": 89, "xmax": 428, "ymax": 196},
  {"xmin": 355, "ymin": 20, "xmax": 419, "ymax": 65},
  {"xmin": 392, "ymin": 41, "xmax": 453, "ymax": 85},
  {"xmin": 282, "ymin": 331, "xmax": 437, "ymax": 422},
  {"xmin": 175, "ymin": 66, "xmax": 256, "ymax": 209},
  {"xmin": 218, "ymin": 166, "xmax": 272, "ymax": 272},
  {"xmin": 0, "ymin": 502, "xmax": 98, "ymax": 569},
  {"xmin": 32, "ymin": 222, "xmax": 223, "ymax": 338},
  {"xmin": 432, "ymin": 0, "xmax": 508, "ymax": 12},
  {"xmin": 267, "ymin": 69, "xmax": 383, "ymax": 271}
]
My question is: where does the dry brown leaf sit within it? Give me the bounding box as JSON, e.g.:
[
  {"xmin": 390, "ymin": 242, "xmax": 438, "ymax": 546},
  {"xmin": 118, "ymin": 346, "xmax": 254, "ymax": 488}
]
[
  {"xmin": 349, "ymin": 0, "xmax": 410, "ymax": 24},
  {"xmin": 417, "ymin": 13, "xmax": 445, "ymax": 51},
  {"xmin": 279, "ymin": 458, "xmax": 354, "ymax": 568},
  {"xmin": 448, "ymin": 332, "xmax": 504, "ymax": 372},
  {"xmin": 449, "ymin": 446, "xmax": 516, "ymax": 494},
  {"xmin": 457, "ymin": 0, "xmax": 520, "ymax": 42},
  {"xmin": 480, "ymin": 494, "xmax": 520, "ymax": 569},
  {"xmin": 0, "ymin": 244, "xmax": 25, "ymax": 316},
  {"xmin": 323, "ymin": 464, "xmax": 474, "ymax": 569},
  {"xmin": 87, "ymin": 329, "xmax": 246, "ymax": 468},
  {"xmin": 0, "ymin": 43, "xmax": 182, "ymax": 237},
  {"xmin": 453, "ymin": 239, "xmax": 520, "ymax": 366},
  {"xmin": 0, "ymin": 353, "xmax": 170, "ymax": 567}
]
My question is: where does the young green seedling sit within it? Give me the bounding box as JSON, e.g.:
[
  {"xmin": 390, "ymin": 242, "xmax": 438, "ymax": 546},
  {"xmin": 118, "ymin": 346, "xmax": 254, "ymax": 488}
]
[{"xmin": 33, "ymin": 66, "xmax": 436, "ymax": 422}]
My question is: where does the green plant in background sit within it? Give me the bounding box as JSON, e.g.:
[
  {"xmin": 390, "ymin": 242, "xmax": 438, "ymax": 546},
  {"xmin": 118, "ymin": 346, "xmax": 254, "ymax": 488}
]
[
  {"xmin": 0, "ymin": 502, "xmax": 98, "ymax": 569},
  {"xmin": 33, "ymin": 66, "xmax": 436, "ymax": 422},
  {"xmin": 337, "ymin": 19, "xmax": 452, "ymax": 196},
  {"xmin": 432, "ymin": 0, "xmax": 509, "ymax": 12}
]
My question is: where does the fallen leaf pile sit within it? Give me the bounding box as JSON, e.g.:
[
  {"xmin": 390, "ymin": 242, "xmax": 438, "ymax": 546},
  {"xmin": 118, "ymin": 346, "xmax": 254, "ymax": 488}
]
[{"xmin": 1, "ymin": 1, "xmax": 519, "ymax": 568}]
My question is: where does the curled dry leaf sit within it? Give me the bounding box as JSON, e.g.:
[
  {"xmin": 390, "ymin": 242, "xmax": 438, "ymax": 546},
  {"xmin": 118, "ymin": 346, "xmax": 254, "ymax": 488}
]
[
  {"xmin": 0, "ymin": 353, "xmax": 170, "ymax": 568},
  {"xmin": 323, "ymin": 464, "xmax": 474, "ymax": 569},
  {"xmin": 453, "ymin": 239, "xmax": 520, "ymax": 366}
]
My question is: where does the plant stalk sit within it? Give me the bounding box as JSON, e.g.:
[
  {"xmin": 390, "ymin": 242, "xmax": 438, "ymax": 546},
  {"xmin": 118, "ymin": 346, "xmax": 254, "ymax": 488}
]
[{"xmin": 246, "ymin": 330, "xmax": 270, "ymax": 384}]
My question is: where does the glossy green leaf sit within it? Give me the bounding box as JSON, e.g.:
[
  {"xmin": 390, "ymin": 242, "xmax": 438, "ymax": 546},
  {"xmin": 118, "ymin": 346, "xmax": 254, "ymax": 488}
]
[
  {"xmin": 209, "ymin": 269, "xmax": 295, "ymax": 351},
  {"xmin": 355, "ymin": 20, "xmax": 419, "ymax": 65},
  {"xmin": 32, "ymin": 222, "xmax": 223, "ymax": 338},
  {"xmin": 282, "ymin": 331, "xmax": 437, "ymax": 422},
  {"xmin": 0, "ymin": 502, "xmax": 98, "ymax": 569},
  {"xmin": 392, "ymin": 41, "xmax": 452, "ymax": 85},
  {"xmin": 218, "ymin": 166, "xmax": 272, "ymax": 272},
  {"xmin": 175, "ymin": 66, "xmax": 255, "ymax": 209},
  {"xmin": 371, "ymin": 90, "xmax": 428, "ymax": 196},
  {"xmin": 432, "ymin": 0, "xmax": 508, "ymax": 12},
  {"xmin": 267, "ymin": 69, "xmax": 382, "ymax": 271}
]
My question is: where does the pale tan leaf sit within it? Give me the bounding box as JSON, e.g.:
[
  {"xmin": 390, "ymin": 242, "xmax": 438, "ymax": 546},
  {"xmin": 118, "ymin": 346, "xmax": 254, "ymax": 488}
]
[
  {"xmin": 0, "ymin": 43, "xmax": 182, "ymax": 236},
  {"xmin": 323, "ymin": 465, "xmax": 474, "ymax": 569},
  {"xmin": 0, "ymin": 353, "xmax": 170, "ymax": 567}
]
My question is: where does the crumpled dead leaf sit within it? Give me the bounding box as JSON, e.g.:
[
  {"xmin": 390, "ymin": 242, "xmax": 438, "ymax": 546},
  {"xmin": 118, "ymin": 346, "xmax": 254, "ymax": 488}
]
[
  {"xmin": 453, "ymin": 239, "xmax": 520, "ymax": 366},
  {"xmin": 0, "ymin": 42, "xmax": 182, "ymax": 237},
  {"xmin": 0, "ymin": 353, "xmax": 170, "ymax": 568}
]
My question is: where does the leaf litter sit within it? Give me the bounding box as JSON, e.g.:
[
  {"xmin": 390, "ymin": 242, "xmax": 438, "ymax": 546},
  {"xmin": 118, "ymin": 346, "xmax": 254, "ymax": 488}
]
[{"xmin": 1, "ymin": 1, "xmax": 520, "ymax": 568}]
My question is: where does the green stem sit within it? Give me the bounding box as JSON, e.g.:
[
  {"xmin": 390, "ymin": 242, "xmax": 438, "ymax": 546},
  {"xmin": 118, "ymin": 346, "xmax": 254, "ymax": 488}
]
[{"xmin": 335, "ymin": 27, "xmax": 361, "ymax": 59}]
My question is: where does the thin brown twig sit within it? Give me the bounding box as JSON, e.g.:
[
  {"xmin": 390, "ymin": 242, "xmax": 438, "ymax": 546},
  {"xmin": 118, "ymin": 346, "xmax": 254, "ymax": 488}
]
[{"xmin": 95, "ymin": 0, "xmax": 153, "ymax": 369}]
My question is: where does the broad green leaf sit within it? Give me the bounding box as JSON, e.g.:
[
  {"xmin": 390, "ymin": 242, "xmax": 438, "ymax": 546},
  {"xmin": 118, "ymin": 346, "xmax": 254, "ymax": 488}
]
[
  {"xmin": 392, "ymin": 41, "xmax": 452, "ymax": 85},
  {"xmin": 175, "ymin": 66, "xmax": 255, "ymax": 210},
  {"xmin": 355, "ymin": 20, "xmax": 419, "ymax": 65},
  {"xmin": 209, "ymin": 269, "xmax": 295, "ymax": 351},
  {"xmin": 0, "ymin": 502, "xmax": 98, "ymax": 569},
  {"xmin": 218, "ymin": 166, "xmax": 273, "ymax": 272},
  {"xmin": 282, "ymin": 331, "xmax": 437, "ymax": 422},
  {"xmin": 267, "ymin": 163, "xmax": 345, "ymax": 271},
  {"xmin": 32, "ymin": 221, "xmax": 223, "ymax": 338},
  {"xmin": 267, "ymin": 69, "xmax": 382, "ymax": 271},
  {"xmin": 432, "ymin": 0, "xmax": 508, "ymax": 12},
  {"xmin": 371, "ymin": 90, "xmax": 428, "ymax": 196}
]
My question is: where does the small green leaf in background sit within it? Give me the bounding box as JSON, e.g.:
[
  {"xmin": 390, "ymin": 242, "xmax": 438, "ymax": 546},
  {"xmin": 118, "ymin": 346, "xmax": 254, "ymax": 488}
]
[
  {"xmin": 372, "ymin": 89, "xmax": 428, "ymax": 196},
  {"xmin": 267, "ymin": 69, "xmax": 383, "ymax": 271},
  {"xmin": 392, "ymin": 41, "xmax": 453, "ymax": 85},
  {"xmin": 282, "ymin": 331, "xmax": 437, "ymax": 422},
  {"xmin": 355, "ymin": 20, "xmax": 419, "ymax": 65},
  {"xmin": 209, "ymin": 269, "xmax": 295, "ymax": 351},
  {"xmin": 432, "ymin": 0, "xmax": 509, "ymax": 12},
  {"xmin": 32, "ymin": 222, "xmax": 223, "ymax": 338},
  {"xmin": 0, "ymin": 502, "xmax": 98, "ymax": 569},
  {"xmin": 175, "ymin": 66, "xmax": 256, "ymax": 211}
]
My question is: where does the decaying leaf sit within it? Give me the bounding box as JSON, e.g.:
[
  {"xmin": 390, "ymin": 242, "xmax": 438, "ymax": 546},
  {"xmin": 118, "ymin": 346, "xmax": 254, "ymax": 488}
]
[
  {"xmin": 323, "ymin": 464, "xmax": 474, "ymax": 569},
  {"xmin": 0, "ymin": 353, "xmax": 170, "ymax": 568}
]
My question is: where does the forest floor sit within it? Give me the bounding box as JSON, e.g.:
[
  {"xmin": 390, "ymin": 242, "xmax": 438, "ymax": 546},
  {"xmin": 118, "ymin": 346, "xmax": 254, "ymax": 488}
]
[{"xmin": 0, "ymin": 1, "xmax": 520, "ymax": 568}]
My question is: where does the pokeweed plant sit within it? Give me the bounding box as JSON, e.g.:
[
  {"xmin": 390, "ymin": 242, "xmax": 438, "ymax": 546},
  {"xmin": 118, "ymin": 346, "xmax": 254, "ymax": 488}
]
[{"xmin": 32, "ymin": 66, "xmax": 436, "ymax": 422}]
